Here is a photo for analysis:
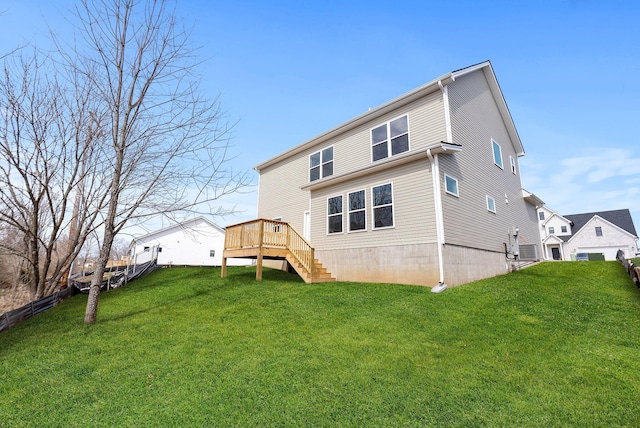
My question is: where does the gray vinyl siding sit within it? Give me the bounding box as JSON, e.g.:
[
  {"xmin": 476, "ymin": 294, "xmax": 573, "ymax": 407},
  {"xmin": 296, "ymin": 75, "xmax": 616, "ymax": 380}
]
[
  {"xmin": 258, "ymin": 90, "xmax": 446, "ymax": 240},
  {"xmin": 442, "ymin": 68, "xmax": 537, "ymax": 252},
  {"xmin": 309, "ymin": 159, "xmax": 437, "ymax": 250}
]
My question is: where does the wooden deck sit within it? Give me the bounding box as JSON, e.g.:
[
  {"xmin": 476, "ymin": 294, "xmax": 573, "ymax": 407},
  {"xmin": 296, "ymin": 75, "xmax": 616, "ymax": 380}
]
[{"xmin": 222, "ymin": 219, "xmax": 335, "ymax": 283}]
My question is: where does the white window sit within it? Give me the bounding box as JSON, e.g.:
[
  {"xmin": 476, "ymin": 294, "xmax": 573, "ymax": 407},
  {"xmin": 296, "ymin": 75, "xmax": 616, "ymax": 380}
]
[
  {"xmin": 561, "ymin": 226, "xmax": 567, "ymax": 233},
  {"xmin": 348, "ymin": 190, "xmax": 366, "ymax": 232},
  {"xmin": 486, "ymin": 195, "xmax": 496, "ymax": 213},
  {"xmin": 444, "ymin": 174, "xmax": 459, "ymax": 197},
  {"xmin": 371, "ymin": 115, "xmax": 409, "ymax": 162},
  {"xmin": 549, "ymin": 227, "xmax": 555, "ymax": 234},
  {"xmin": 492, "ymin": 140, "xmax": 503, "ymax": 169},
  {"xmin": 539, "ymin": 211, "xmax": 545, "ymax": 221},
  {"xmin": 595, "ymin": 226, "xmax": 603, "ymax": 237},
  {"xmin": 510, "ymin": 156, "xmax": 516, "ymax": 174},
  {"xmin": 372, "ymin": 183, "xmax": 394, "ymax": 229},
  {"xmin": 310, "ymin": 146, "xmax": 333, "ymax": 182},
  {"xmin": 209, "ymin": 250, "xmax": 215, "ymax": 257},
  {"xmin": 327, "ymin": 195, "xmax": 343, "ymax": 234}
]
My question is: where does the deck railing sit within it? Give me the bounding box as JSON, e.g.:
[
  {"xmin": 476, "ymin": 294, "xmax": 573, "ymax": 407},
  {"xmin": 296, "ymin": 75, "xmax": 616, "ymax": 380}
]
[{"xmin": 224, "ymin": 219, "xmax": 315, "ymax": 277}]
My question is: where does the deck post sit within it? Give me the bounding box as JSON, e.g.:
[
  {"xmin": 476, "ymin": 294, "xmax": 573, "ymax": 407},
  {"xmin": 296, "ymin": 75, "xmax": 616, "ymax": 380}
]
[
  {"xmin": 221, "ymin": 256, "xmax": 227, "ymax": 278},
  {"xmin": 256, "ymin": 253, "xmax": 263, "ymax": 281},
  {"xmin": 256, "ymin": 219, "xmax": 265, "ymax": 281},
  {"xmin": 310, "ymin": 247, "xmax": 315, "ymax": 279}
]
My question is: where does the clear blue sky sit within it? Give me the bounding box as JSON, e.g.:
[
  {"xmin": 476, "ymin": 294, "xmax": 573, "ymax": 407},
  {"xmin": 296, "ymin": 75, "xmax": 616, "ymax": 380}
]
[{"xmin": 3, "ymin": 0, "xmax": 640, "ymax": 234}]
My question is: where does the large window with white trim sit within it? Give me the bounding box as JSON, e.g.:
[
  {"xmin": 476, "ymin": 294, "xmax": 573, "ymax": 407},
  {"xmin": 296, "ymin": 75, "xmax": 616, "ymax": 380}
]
[
  {"xmin": 371, "ymin": 115, "xmax": 409, "ymax": 162},
  {"xmin": 348, "ymin": 190, "xmax": 366, "ymax": 232},
  {"xmin": 327, "ymin": 195, "xmax": 343, "ymax": 234},
  {"xmin": 310, "ymin": 146, "xmax": 333, "ymax": 182},
  {"xmin": 372, "ymin": 183, "xmax": 394, "ymax": 229},
  {"xmin": 492, "ymin": 140, "xmax": 503, "ymax": 169}
]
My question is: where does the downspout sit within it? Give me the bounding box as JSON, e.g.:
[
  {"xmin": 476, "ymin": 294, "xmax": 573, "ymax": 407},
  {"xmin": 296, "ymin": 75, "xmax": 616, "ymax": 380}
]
[
  {"xmin": 428, "ymin": 149, "xmax": 447, "ymax": 293},
  {"xmin": 429, "ymin": 79, "xmax": 453, "ymax": 293}
]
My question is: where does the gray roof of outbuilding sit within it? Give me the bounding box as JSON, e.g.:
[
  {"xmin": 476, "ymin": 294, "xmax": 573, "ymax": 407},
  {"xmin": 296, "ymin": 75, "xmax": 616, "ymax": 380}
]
[{"xmin": 564, "ymin": 209, "xmax": 637, "ymax": 237}]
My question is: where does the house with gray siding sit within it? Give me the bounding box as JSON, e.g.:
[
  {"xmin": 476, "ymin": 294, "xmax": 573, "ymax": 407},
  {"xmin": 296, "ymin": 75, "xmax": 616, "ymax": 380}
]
[{"xmin": 223, "ymin": 61, "xmax": 543, "ymax": 288}]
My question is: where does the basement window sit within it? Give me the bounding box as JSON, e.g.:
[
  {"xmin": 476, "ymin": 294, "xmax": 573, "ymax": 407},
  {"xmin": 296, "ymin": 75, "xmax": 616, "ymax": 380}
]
[{"xmin": 210, "ymin": 250, "xmax": 215, "ymax": 257}]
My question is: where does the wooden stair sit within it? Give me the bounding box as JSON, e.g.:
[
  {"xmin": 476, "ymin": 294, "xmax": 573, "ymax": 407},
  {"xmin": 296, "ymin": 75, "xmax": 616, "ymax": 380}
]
[{"xmin": 286, "ymin": 254, "xmax": 336, "ymax": 284}]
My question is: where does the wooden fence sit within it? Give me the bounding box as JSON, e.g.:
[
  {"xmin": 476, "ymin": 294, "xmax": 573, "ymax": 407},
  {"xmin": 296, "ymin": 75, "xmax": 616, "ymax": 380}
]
[{"xmin": 616, "ymin": 250, "xmax": 640, "ymax": 288}]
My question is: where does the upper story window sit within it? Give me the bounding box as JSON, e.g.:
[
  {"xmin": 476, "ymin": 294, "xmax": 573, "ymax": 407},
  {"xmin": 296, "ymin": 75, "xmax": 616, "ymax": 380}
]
[
  {"xmin": 510, "ymin": 156, "xmax": 517, "ymax": 174},
  {"xmin": 539, "ymin": 212, "xmax": 545, "ymax": 221},
  {"xmin": 492, "ymin": 140, "xmax": 503, "ymax": 169},
  {"xmin": 371, "ymin": 115, "xmax": 409, "ymax": 162},
  {"xmin": 595, "ymin": 226, "xmax": 603, "ymax": 237},
  {"xmin": 444, "ymin": 174, "xmax": 459, "ymax": 197},
  {"xmin": 348, "ymin": 190, "xmax": 366, "ymax": 232},
  {"xmin": 310, "ymin": 146, "xmax": 333, "ymax": 182},
  {"xmin": 549, "ymin": 227, "xmax": 555, "ymax": 234},
  {"xmin": 561, "ymin": 226, "xmax": 567, "ymax": 233},
  {"xmin": 372, "ymin": 183, "xmax": 394, "ymax": 229},
  {"xmin": 486, "ymin": 195, "xmax": 496, "ymax": 213},
  {"xmin": 327, "ymin": 195, "xmax": 343, "ymax": 234}
]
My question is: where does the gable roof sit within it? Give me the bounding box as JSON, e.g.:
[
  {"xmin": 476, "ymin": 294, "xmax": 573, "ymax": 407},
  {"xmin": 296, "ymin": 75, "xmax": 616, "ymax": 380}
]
[
  {"xmin": 564, "ymin": 209, "xmax": 637, "ymax": 237},
  {"xmin": 255, "ymin": 60, "xmax": 523, "ymax": 171},
  {"xmin": 130, "ymin": 217, "xmax": 225, "ymax": 244}
]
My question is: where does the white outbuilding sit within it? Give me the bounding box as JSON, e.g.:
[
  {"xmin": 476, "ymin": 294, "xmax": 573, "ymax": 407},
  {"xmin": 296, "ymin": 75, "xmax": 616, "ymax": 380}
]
[{"xmin": 129, "ymin": 217, "xmax": 252, "ymax": 267}]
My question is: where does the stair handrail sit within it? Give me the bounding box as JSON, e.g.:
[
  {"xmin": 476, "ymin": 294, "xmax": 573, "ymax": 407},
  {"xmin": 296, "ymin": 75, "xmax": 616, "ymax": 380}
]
[{"xmin": 224, "ymin": 219, "xmax": 315, "ymax": 277}]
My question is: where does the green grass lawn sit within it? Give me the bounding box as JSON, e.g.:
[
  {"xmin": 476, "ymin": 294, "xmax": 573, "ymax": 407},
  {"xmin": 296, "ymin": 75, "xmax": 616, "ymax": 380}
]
[{"xmin": 1, "ymin": 262, "xmax": 639, "ymax": 427}]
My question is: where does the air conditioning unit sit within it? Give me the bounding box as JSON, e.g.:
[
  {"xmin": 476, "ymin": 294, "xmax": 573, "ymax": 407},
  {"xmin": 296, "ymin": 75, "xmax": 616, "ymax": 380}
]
[{"xmin": 518, "ymin": 244, "xmax": 539, "ymax": 261}]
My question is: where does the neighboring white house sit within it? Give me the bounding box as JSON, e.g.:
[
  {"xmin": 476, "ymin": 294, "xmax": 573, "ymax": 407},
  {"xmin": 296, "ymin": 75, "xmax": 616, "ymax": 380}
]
[
  {"xmin": 130, "ymin": 217, "xmax": 252, "ymax": 267},
  {"xmin": 537, "ymin": 207, "xmax": 638, "ymax": 261},
  {"xmin": 230, "ymin": 61, "xmax": 544, "ymax": 288}
]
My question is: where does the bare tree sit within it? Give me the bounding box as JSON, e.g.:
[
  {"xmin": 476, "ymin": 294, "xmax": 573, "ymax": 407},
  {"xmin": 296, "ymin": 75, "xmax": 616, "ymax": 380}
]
[
  {"xmin": 64, "ymin": 0, "xmax": 247, "ymax": 323},
  {"xmin": 0, "ymin": 54, "xmax": 110, "ymax": 299}
]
